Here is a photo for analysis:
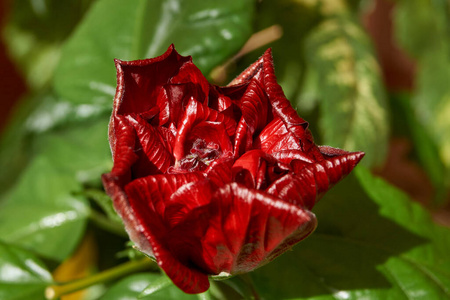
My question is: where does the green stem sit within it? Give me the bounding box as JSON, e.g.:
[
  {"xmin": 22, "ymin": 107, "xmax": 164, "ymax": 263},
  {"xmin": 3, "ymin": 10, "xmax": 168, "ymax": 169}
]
[
  {"xmin": 45, "ymin": 258, "xmax": 156, "ymax": 300},
  {"xmin": 89, "ymin": 209, "xmax": 128, "ymax": 237}
]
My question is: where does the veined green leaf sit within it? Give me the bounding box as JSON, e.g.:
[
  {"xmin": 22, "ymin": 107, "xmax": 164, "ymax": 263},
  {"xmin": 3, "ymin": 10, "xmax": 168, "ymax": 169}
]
[
  {"xmin": 100, "ymin": 273, "xmax": 204, "ymax": 300},
  {"xmin": 250, "ymin": 167, "xmax": 450, "ymax": 299},
  {"xmin": 1, "ymin": 0, "xmax": 95, "ymax": 89},
  {"xmin": 53, "ymin": 0, "xmax": 254, "ymax": 106},
  {"xmin": 0, "ymin": 242, "xmax": 53, "ymax": 300},
  {"xmin": 304, "ymin": 17, "xmax": 389, "ymax": 167},
  {"xmin": 0, "ymin": 156, "xmax": 89, "ymax": 261},
  {"xmin": 395, "ymin": 0, "xmax": 450, "ymax": 188}
]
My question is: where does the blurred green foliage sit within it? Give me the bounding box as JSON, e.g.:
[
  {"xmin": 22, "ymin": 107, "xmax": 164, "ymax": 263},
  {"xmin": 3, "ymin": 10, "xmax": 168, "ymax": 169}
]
[{"xmin": 1, "ymin": 0, "xmax": 450, "ymax": 299}]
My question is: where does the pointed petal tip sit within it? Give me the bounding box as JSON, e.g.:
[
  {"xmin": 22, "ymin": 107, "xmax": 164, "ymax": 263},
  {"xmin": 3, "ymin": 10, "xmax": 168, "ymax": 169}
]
[
  {"xmin": 353, "ymin": 151, "xmax": 365, "ymax": 162},
  {"xmin": 346, "ymin": 151, "xmax": 365, "ymax": 166}
]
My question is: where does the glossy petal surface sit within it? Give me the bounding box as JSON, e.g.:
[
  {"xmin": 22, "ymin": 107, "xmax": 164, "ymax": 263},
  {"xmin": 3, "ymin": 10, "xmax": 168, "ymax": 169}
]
[{"xmin": 102, "ymin": 45, "xmax": 364, "ymax": 294}]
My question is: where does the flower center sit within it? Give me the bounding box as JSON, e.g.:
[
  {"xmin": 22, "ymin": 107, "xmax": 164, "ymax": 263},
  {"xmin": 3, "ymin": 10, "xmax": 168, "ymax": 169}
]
[{"xmin": 177, "ymin": 139, "xmax": 221, "ymax": 171}]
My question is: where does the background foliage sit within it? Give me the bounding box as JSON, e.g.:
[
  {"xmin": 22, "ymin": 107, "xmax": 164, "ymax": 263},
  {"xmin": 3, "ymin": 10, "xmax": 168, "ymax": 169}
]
[{"xmin": 1, "ymin": 0, "xmax": 450, "ymax": 299}]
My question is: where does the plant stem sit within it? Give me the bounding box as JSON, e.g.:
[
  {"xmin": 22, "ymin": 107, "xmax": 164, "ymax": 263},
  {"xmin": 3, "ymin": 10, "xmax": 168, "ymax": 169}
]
[
  {"xmin": 89, "ymin": 209, "xmax": 128, "ymax": 237},
  {"xmin": 45, "ymin": 258, "xmax": 156, "ymax": 300}
]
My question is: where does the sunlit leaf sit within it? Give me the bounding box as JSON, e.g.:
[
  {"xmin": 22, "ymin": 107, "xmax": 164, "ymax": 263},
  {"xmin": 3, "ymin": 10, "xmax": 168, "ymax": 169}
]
[
  {"xmin": 0, "ymin": 241, "xmax": 53, "ymax": 300},
  {"xmin": 99, "ymin": 273, "xmax": 202, "ymax": 300},
  {"xmin": 250, "ymin": 167, "xmax": 450, "ymax": 299},
  {"xmin": 53, "ymin": 0, "xmax": 254, "ymax": 106},
  {"xmin": 395, "ymin": 0, "xmax": 450, "ymax": 188},
  {"xmin": 0, "ymin": 156, "xmax": 89, "ymax": 261},
  {"xmin": 304, "ymin": 17, "xmax": 389, "ymax": 167},
  {"xmin": 2, "ymin": 0, "xmax": 95, "ymax": 88}
]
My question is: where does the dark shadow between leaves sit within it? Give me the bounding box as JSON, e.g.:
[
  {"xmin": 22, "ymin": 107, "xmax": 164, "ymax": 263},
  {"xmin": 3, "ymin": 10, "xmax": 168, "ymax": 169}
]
[{"xmin": 249, "ymin": 173, "xmax": 428, "ymax": 299}]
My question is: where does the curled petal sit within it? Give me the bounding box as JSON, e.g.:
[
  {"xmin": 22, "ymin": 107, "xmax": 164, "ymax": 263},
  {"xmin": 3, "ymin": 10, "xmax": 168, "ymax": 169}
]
[
  {"xmin": 159, "ymin": 83, "xmax": 205, "ymax": 126},
  {"xmin": 170, "ymin": 62, "xmax": 210, "ymax": 100},
  {"xmin": 204, "ymin": 157, "xmax": 234, "ymax": 187},
  {"xmin": 114, "ymin": 45, "xmax": 191, "ymax": 117},
  {"xmin": 109, "ymin": 115, "xmax": 138, "ymax": 180},
  {"xmin": 173, "ymin": 98, "xmax": 236, "ymax": 161},
  {"xmin": 102, "ymin": 172, "xmax": 154, "ymax": 257},
  {"xmin": 229, "ymin": 49, "xmax": 310, "ymax": 148},
  {"xmin": 267, "ymin": 149, "xmax": 365, "ymax": 209},
  {"xmin": 125, "ymin": 172, "xmax": 204, "ymax": 217},
  {"xmin": 239, "ymin": 79, "xmax": 270, "ymax": 134},
  {"xmin": 255, "ymin": 118, "xmax": 301, "ymax": 154},
  {"xmin": 233, "ymin": 117, "xmax": 253, "ymax": 157},
  {"xmin": 126, "ymin": 115, "xmax": 174, "ymax": 177},
  {"xmin": 201, "ymin": 183, "xmax": 317, "ymax": 274},
  {"xmin": 123, "ymin": 172, "xmax": 209, "ymax": 294},
  {"xmin": 271, "ymin": 150, "xmax": 315, "ymax": 165},
  {"xmin": 232, "ymin": 150, "xmax": 277, "ymax": 189}
]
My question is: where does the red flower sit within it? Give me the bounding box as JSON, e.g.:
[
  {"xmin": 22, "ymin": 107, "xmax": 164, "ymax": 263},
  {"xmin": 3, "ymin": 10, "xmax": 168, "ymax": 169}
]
[{"xmin": 102, "ymin": 45, "xmax": 364, "ymax": 294}]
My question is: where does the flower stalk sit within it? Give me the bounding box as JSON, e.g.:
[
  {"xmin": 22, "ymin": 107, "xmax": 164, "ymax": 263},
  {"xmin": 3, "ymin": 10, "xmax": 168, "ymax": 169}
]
[{"xmin": 45, "ymin": 258, "xmax": 156, "ymax": 300}]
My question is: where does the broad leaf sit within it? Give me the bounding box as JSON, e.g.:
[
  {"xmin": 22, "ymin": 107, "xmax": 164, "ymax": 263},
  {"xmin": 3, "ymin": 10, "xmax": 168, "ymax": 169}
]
[
  {"xmin": 394, "ymin": 0, "xmax": 450, "ymax": 188},
  {"xmin": 99, "ymin": 273, "xmax": 204, "ymax": 300},
  {"xmin": 0, "ymin": 241, "xmax": 53, "ymax": 300},
  {"xmin": 390, "ymin": 93, "xmax": 448, "ymax": 205},
  {"xmin": 0, "ymin": 156, "xmax": 89, "ymax": 261},
  {"xmin": 0, "ymin": 91, "xmax": 111, "ymax": 196},
  {"xmin": 250, "ymin": 167, "xmax": 450, "ymax": 299},
  {"xmin": 394, "ymin": 0, "xmax": 449, "ymax": 59},
  {"xmin": 304, "ymin": 17, "xmax": 389, "ymax": 167},
  {"xmin": 2, "ymin": 0, "xmax": 95, "ymax": 88},
  {"xmin": 244, "ymin": 0, "xmax": 320, "ymax": 111},
  {"xmin": 33, "ymin": 115, "xmax": 112, "ymax": 187},
  {"xmin": 53, "ymin": 0, "xmax": 254, "ymax": 106}
]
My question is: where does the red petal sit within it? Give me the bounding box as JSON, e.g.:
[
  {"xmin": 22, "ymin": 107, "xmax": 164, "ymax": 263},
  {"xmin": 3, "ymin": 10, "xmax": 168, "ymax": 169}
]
[
  {"xmin": 229, "ymin": 49, "xmax": 314, "ymax": 152},
  {"xmin": 267, "ymin": 149, "xmax": 365, "ymax": 209},
  {"xmin": 125, "ymin": 172, "xmax": 203, "ymax": 217},
  {"xmin": 124, "ymin": 172, "xmax": 210, "ymax": 293},
  {"xmin": 265, "ymin": 173, "xmax": 317, "ymax": 209},
  {"xmin": 270, "ymin": 150, "xmax": 315, "ymax": 165},
  {"xmin": 102, "ymin": 172, "xmax": 154, "ymax": 257},
  {"xmin": 232, "ymin": 150, "xmax": 277, "ymax": 189},
  {"xmin": 261, "ymin": 49, "xmax": 310, "ymax": 143},
  {"xmin": 109, "ymin": 115, "xmax": 138, "ymax": 181},
  {"xmin": 114, "ymin": 45, "xmax": 191, "ymax": 116},
  {"xmin": 159, "ymin": 83, "xmax": 206, "ymax": 126},
  {"xmin": 204, "ymin": 158, "xmax": 234, "ymax": 188},
  {"xmin": 185, "ymin": 121, "xmax": 233, "ymax": 156},
  {"xmin": 126, "ymin": 115, "xmax": 174, "ymax": 177},
  {"xmin": 239, "ymin": 79, "xmax": 270, "ymax": 134},
  {"xmin": 173, "ymin": 98, "xmax": 236, "ymax": 161},
  {"xmin": 200, "ymin": 183, "xmax": 317, "ymax": 273},
  {"xmin": 170, "ymin": 62, "xmax": 210, "ymax": 100},
  {"xmin": 233, "ymin": 117, "xmax": 253, "ymax": 157},
  {"xmin": 255, "ymin": 118, "xmax": 301, "ymax": 154},
  {"xmin": 164, "ymin": 180, "xmax": 213, "ymax": 227}
]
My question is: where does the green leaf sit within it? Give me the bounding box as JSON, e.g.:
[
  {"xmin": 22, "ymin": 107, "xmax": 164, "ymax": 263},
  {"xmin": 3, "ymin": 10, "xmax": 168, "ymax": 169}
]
[
  {"xmin": 0, "ymin": 241, "xmax": 53, "ymax": 300},
  {"xmin": 53, "ymin": 0, "xmax": 254, "ymax": 106},
  {"xmin": 99, "ymin": 273, "xmax": 202, "ymax": 300},
  {"xmin": 246, "ymin": 0, "xmax": 320, "ymax": 110},
  {"xmin": 0, "ymin": 156, "xmax": 89, "ymax": 261},
  {"xmin": 0, "ymin": 90, "xmax": 112, "ymax": 261},
  {"xmin": 0, "ymin": 91, "xmax": 112, "ymax": 195},
  {"xmin": 1, "ymin": 0, "xmax": 95, "ymax": 88},
  {"xmin": 0, "ymin": 92, "xmax": 45, "ymax": 194},
  {"xmin": 304, "ymin": 17, "xmax": 389, "ymax": 167},
  {"xmin": 394, "ymin": 0, "xmax": 450, "ymax": 188},
  {"xmin": 390, "ymin": 93, "xmax": 448, "ymax": 205},
  {"xmin": 394, "ymin": 0, "xmax": 450, "ymax": 60},
  {"xmin": 250, "ymin": 167, "xmax": 450, "ymax": 299},
  {"xmin": 412, "ymin": 50, "xmax": 450, "ymax": 188},
  {"xmin": 34, "ymin": 116, "xmax": 112, "ymax": 187}
]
